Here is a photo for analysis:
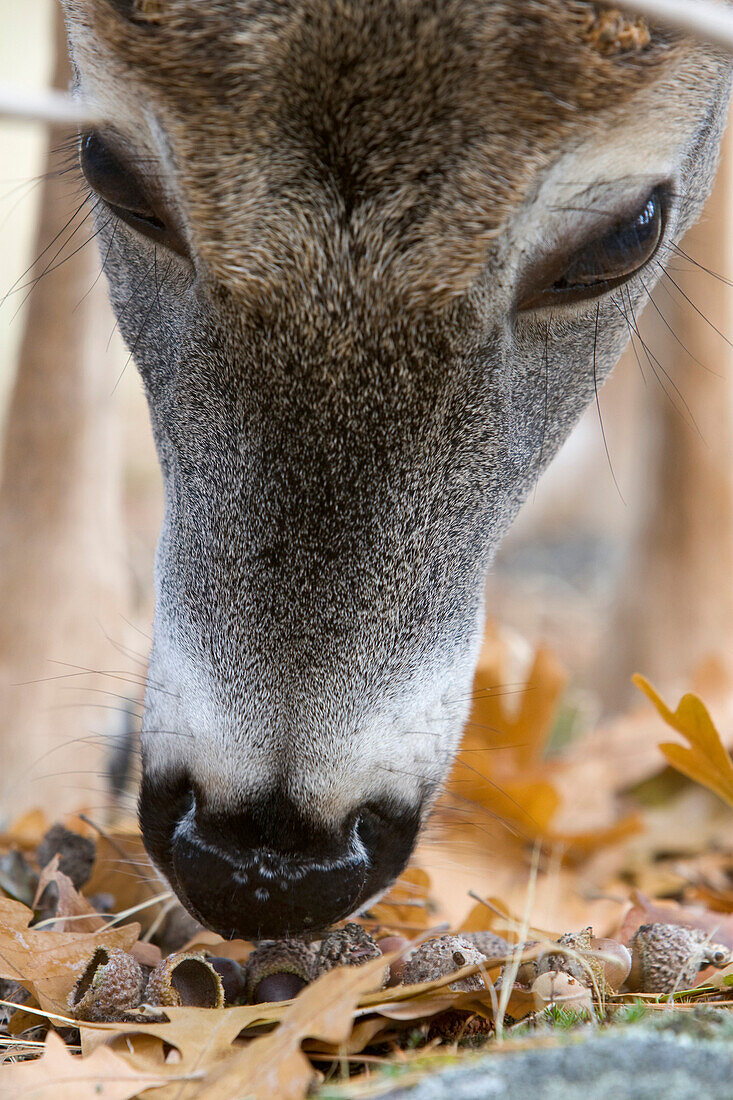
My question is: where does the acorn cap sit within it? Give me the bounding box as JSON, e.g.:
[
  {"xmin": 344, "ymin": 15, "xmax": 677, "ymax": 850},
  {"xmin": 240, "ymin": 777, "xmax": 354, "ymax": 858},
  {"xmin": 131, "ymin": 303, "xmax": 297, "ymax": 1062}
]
[
  {"xmin": 36, "ymin": 824, "xmax": 95, "ymax": 891},
  {"xmin": 401, "ymin": 935, "xmax": 488, "ymax": 993},
  {"xmin": 460, "ymin": 931, "xmax": 511, "ymax": 960},
  {"xmin": 145, "ymin": 952, "xmax": 225, "ymax": 1008},
  {"xmin": 627, "ymin": 922, "xmax": 732, "ymax": 994},
  {"xmin": 316, "ymin": 923, "xmax": 383, "ymax": 973},
  {"xmin": 68, "ymin": 947, "xmax": 146, "ymax": 1022},
  {"xmin": 245, "ymin": 940, "xmax": 317, "ymax": 1003},
  {"xmin": 537, "ymin": 926, "xmax": 607, "ymax": 992}
]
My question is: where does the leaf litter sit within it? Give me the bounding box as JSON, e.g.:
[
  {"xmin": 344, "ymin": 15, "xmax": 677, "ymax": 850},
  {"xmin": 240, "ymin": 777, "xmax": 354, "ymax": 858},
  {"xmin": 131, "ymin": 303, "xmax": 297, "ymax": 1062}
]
[{"xmin": 1, "ymin": 625, "xmax": 732, "ymax": 1097}]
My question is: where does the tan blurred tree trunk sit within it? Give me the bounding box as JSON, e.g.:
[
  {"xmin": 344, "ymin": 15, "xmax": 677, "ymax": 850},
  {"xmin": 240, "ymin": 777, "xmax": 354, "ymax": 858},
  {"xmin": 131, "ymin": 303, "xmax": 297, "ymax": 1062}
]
[
  {"xmin": 0, "ymin": 10, "xmax": 128, "ymax": 820},
  {"xmin": 605, "ymin": 122, "xmax": 733, "ymax": 709}
]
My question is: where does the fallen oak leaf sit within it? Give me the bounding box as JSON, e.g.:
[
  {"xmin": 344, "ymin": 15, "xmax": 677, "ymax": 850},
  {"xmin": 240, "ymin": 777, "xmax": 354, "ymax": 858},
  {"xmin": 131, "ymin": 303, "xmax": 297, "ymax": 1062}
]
[
  {"xmin": 368, "ymin": 866, "xmax": 434, "ymax": 930},
  {"xmin": 633, "ymin": 675, "xmax": 733, "ymax": 808},
  {"xmin": 0, "ymin": 1029, "xmax": 194, "ymax": 1100},
  {"xmin": 81, "ymin": 1001, "xmax": 287, "ymax": 1060},
  {"xmin": 0, "ymin": 809, "xmax": 50, "ymax": 851},
  {"xmin": 134, "ymin": 954, "xmax": 390, "ymax": 1100},
  {"xmin": 0, "ymin": 896, "xmax": 140, "ymax": 1016},
  {"xmin": 32, "ymin": 855, "xmax": 107, "ymax": 934}
]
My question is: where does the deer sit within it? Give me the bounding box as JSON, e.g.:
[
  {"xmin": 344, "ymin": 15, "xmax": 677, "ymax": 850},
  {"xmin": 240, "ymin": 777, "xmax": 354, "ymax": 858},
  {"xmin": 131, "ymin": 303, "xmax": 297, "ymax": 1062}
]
[{"xmin": 33, "ymin": 0, "xmax": 731, "ymax": 940}]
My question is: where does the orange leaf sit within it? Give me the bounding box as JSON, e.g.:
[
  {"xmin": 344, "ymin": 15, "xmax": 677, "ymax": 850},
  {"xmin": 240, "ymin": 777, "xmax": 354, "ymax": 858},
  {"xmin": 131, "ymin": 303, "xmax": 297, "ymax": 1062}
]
[{"xmin": 633, "ymin": 675, "xmax": 733, "ymax": 808}]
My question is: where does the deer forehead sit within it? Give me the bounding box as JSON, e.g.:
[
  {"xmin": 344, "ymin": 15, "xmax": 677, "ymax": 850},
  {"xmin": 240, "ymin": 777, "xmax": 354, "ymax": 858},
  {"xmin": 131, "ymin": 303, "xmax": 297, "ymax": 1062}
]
[{"xmin": 65, "ymin": 0, "xmax": 719, "ymax": 309}]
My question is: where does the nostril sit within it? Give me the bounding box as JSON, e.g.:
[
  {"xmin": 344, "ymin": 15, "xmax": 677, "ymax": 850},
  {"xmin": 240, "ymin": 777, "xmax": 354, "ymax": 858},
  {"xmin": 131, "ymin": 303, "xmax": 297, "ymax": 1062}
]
[
  {"xmin": 138, "ymin": 769, "xmax": 194, "ymax": 875},
  {"xmin": 353, "ymin": 807, "xmax": 384, "ymax": 856}
]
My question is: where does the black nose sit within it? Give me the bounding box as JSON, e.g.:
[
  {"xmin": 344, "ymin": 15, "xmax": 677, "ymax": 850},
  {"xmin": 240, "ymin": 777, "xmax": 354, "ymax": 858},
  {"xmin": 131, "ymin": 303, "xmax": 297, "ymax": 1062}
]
[{"xmin": 139, "ymin": 775, "xmax": 421, "ymax": 940}]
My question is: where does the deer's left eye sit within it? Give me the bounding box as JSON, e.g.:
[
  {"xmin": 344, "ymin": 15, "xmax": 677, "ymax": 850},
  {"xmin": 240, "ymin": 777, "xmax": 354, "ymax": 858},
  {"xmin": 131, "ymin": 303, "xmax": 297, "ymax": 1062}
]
[
  {"xmin": 518, "ymin": 189, "xmax": 664, "ymax": 311},
  {"xmin": 80, "ymin": 132, "xmax": 187, "ymax": 257}
]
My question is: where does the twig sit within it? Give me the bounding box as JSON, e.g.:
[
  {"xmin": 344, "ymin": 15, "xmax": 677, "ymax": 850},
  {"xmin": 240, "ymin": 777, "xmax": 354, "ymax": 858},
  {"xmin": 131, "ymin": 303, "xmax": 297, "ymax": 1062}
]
[{"xmin": 0, "ymin": 86, "xmax": 102, "ymax": 126}]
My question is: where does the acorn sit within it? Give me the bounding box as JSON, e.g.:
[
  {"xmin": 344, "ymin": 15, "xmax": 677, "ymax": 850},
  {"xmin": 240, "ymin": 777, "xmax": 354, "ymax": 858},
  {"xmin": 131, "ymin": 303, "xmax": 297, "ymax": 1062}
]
[
  {"xmin": 538, "ymin": 927, "xmax": 607, "ymax": 992},
  {"xmin": 316, "ymin": 923, "xmax": 383, "ymax": 971},
  {"xmin": 145, "ymin": 952, "xmax": 225, "ymax": 1008},
  {"xmin": 206, "ymin": 956, "xmax": 248, "ymax": 1005},
  {"xmin": 376, "ymin": 935, "xmax": 412, "ymax": 986},
  {"xmin": 590, "ymin": 937, "xmax": 632, "ymax": 992},
  {"xmin": 495, "ymin": 941, "xmax": 539, "ymax": 987},
  {"xmin": 68, "ymin": 947, "xmax": 146, "ymax": 1022},
  {"xmin": 36, "ymin": 824, "xmax": 95, "ymax": 891},
  {"xmin": 531, "ymin": 970, "xmax": 594, "ymax": 1016},
  {"xmin": 401, "ymin": 935, "xmax": 488, "ymax": 993},
  {"xmin": 627, "ymin": 923, "xmax": 732, "ymax": 994},
  {"xmin": 245, "ymin": 940, "xmax": 318, "ymax": 1003}
]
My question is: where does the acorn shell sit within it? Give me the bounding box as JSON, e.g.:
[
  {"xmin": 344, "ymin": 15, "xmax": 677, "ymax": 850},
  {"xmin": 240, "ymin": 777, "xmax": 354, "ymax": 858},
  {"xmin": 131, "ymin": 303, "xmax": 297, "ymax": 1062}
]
[
  {"xmin": 145, "ymin": 952, "xmax": 225, "ymax": 1008},
  {"xmin": 245, "ymin": 940, "xmax": 317, "ymax": 1003},
  {"xmin": 460, "ymin": 931, "xmax": 511, "ymax": 960},
  {"xmin": 68, "ymin": 947, "xmax": 145, "ymax": 1022}
]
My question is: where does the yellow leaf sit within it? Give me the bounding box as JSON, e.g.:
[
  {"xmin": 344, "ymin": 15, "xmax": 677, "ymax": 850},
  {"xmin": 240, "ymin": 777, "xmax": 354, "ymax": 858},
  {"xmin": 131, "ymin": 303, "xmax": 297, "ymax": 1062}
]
[{"xmin": 633, "ymin": 674, "xmax": 733, "ymax": 808}]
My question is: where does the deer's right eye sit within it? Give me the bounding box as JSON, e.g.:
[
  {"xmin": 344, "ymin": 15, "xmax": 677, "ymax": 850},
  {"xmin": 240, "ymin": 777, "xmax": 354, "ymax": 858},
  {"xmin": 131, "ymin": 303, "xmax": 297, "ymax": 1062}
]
[
  {"xmin": 79, "ymin": 132, "xmax": 187, "ymax": 257},
  {"xmin": 517, "ymin": 188, "xmax": 666, "ymax": 312}
]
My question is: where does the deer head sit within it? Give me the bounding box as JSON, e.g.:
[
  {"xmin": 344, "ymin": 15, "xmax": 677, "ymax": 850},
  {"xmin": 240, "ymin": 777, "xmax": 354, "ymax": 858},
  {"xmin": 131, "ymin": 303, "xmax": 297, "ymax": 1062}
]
[{"xmin": 61, "ymin": 0, "xmax": 730, "ymax": 938}]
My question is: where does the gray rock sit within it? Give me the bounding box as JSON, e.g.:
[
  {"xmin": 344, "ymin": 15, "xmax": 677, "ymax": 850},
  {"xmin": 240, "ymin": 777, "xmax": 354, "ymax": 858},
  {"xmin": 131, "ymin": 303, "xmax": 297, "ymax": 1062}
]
[{"xmin": 354, "ymin": 1028, "xmax": 733, "ymax": 1100}]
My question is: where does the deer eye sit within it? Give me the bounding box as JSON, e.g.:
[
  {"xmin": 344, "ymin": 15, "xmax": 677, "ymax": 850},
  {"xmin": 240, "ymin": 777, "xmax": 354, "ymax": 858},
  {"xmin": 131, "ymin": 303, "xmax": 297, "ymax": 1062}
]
[
  {"xmin": 517, "ymin": 188, "xmax": 665, "ymax": 311},
  {"xmin": 79, "ymin": 132, "xmax": 186, "ymax": 256}
]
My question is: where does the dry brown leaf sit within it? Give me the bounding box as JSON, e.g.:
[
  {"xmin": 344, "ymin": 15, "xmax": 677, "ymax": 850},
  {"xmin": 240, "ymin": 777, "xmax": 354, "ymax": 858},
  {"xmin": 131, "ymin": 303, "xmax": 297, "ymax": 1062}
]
[
  {"xmin": 180, "ymin": 930, "xmax": 253, "ymax": 961},
  {"xmin": 82, "ymin": 1002, "xmax": 282, "ymax": 1061},
  {"xmin": 368, "ymin": 866, "xmax": 434, "ymax": 930},
  {"xmin": 33, "ymin": 855, "xmax": 107, "ymax": 933},
  {"xmin": 634, "ymin": 675, "xmax": 733, "ymax": 808},
  {"xmin": 83, "ymin": 830, "xmax": 163, "ymax": 935},
  {"xmin": 445, "ymin": 640, "xmax": 566, "ymax": 837},
  {"xmin": 0, "ymin": 895, "xmax": 140, "ymax": 1015},
  {"xmin": 192, "ymin": 957, "xmax": 392, "ymax": 1100},
  {"xmin": 617, "ymin": 891, "xmax": 733, "ymax": 950},
  {"xmin": 0, "ymin": 1029, "xmax": 188, "ymax": 1100}
]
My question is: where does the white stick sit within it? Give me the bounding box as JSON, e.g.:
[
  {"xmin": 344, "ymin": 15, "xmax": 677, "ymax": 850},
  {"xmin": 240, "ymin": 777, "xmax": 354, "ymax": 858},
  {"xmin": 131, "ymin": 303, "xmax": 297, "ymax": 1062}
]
[
  {"xmin": 607, "ymin": 0, "xmax": 733, "ymax": 53},
  {"xmin": 0, "ymin": 86, "xmax": 102, "ymax": 126}
]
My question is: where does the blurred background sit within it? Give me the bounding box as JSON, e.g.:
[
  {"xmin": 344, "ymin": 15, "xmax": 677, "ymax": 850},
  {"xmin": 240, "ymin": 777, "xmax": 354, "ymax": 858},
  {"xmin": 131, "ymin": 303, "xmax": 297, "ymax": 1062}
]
[{"xmin": 1, "ymin": 0, "xmax": 732, "ymax": 825}]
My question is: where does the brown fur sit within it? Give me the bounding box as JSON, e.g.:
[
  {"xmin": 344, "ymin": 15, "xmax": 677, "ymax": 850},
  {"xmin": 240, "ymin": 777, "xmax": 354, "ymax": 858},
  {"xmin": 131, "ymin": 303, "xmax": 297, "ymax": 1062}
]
[{"xmin": 64, "ymin": 0, "xmax": 716, "ymax": 313}]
